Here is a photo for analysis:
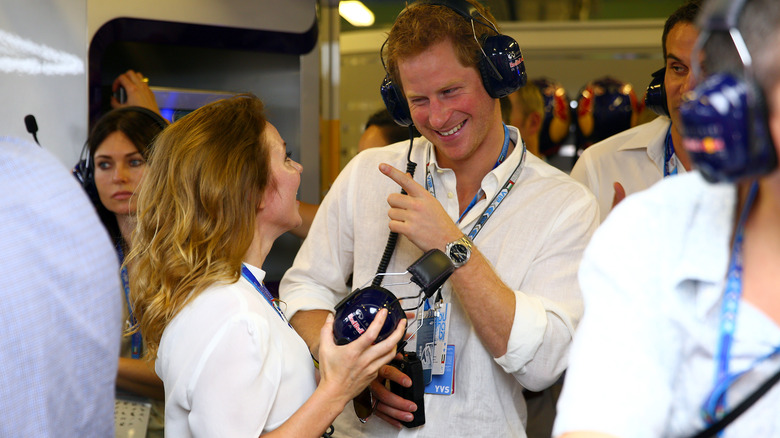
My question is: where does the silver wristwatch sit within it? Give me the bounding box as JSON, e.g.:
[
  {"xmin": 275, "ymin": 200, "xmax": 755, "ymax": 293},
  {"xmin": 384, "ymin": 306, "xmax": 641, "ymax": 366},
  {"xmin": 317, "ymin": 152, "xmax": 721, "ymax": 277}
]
[{"xmin": 445, "ymin": 235, "xmax": 473, "ymax": 268}]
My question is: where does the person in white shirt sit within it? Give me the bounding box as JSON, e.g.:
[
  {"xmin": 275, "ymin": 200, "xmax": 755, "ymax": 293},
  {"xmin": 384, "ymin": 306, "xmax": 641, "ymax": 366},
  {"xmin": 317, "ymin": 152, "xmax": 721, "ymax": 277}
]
[
  {"xmin": 570, "ymin": 0, "xmax": 701, "ymax": 222},
  {"xmin": 555, "ymin": 0, "xmax": 780, "ymax": 436},
  {"xmin": 279, "ymin": 0, "xmax": 599, "ymax": 436},
  {"xmin": 0, "ymin": 136, "xmax": 121, "ymax": 437},
  {"xmin": 127, "ymin": 94, "xmax": 404, "ymax": 437}
]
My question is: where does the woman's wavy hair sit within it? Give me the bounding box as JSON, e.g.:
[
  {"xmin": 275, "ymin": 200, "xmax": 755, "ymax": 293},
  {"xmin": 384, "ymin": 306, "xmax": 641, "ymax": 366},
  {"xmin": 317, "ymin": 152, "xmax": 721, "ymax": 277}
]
[
  {"xmin": 383, "ymin": 0, "xmax": 499, "ymax": 98},
  {"xmin": 126, "ymin": 94, "xmax": 270, "ymax": 360}
]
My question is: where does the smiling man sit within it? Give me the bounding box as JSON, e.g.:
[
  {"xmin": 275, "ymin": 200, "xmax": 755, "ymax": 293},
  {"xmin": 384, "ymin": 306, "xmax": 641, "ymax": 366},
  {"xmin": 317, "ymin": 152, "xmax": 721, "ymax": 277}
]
[
  {"xmin": 280, "ymin": 1, "xmax": 598, "ymax": 437},
  {"xmin": 570, "ymin": 0, "xmax": 701, "ymax": 222}
]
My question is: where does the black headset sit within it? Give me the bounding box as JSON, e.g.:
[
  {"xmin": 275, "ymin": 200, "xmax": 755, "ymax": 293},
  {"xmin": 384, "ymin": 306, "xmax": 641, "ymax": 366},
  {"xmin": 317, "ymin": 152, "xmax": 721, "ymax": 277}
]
[
  {"xmin": 380, "ymin": 0, "xmax": 527, "ymax": 127},
  {"xmin": 679, "ymin": 0, "xmax": 777, "ymax": 183},
  {"xmin": 74, "ymin": 106, "xmax": 168, "ymax": 191},
  {"xmin": 644, "ymin": 67, "xmax": 669, "ymax": 117}
]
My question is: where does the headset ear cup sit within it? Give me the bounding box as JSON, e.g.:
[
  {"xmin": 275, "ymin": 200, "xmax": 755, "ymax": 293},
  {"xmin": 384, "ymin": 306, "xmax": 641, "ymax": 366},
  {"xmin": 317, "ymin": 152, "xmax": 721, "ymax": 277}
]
[
  {"xmin": 680, "ymin": 73, "xmax": 777, "ymax": 182},
  {"xmin": 74, "ymin": 140, "xmax": 94, "ymax": 189},
  {"xmin": 645, "ymin": 67, "xmax": 669, "ymax": 118},
  {"xmin": 479, "ymin": 34, "xmax": 526, "ymax": 98},
  {"xmin": 332, "ymin": 286, "xmax": 406, "ymax": 345},
  {"xmin": 72, "ymin": 157, "xmax": 101, "ymax": 207},
  {"xmin": 381, "ymin": 74, "xmax": 414, "ymax": 127}
]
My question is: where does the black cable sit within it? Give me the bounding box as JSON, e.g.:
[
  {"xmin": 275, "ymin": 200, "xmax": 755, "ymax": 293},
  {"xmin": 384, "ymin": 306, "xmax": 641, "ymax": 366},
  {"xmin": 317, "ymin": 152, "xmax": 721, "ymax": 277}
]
[
  {"xmin": 372, "ymin": 128, "xmax": 418, "ymax": 287},
  {"xmin": 690, "ymin": 364, "xmax": 780, "ymax": 438}
]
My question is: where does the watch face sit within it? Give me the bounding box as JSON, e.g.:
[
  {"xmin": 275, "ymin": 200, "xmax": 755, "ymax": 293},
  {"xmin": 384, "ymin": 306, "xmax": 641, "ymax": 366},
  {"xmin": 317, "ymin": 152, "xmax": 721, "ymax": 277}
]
[{"xmin": 450, "ymin": 243, "xmax": 469, "ymax": 264}]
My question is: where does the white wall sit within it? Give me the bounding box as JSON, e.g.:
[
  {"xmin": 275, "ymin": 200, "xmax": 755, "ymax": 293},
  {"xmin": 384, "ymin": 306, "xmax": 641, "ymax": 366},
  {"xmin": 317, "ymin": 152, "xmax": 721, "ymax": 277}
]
[
  {"xmin": 0, "ymin": 0, "xmax": 317, "ymax": 171},
  {"xmin": 0, "ymin": 0, "xmax": 88, "ymax": 168}
]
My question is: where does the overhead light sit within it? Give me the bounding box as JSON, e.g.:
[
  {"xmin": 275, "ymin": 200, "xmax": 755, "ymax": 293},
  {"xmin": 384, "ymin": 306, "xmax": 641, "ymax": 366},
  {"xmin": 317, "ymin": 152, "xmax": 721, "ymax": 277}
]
[{"xmin": 339, "ymin": 1, "xmax": 375, "ymax": 27}]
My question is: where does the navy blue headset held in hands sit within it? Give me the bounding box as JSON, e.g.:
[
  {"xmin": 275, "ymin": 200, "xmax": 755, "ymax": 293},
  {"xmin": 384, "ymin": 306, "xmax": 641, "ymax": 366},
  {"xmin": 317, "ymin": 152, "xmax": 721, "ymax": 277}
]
[
  {"xmin": 679, "ymin": 0, "xmax": 778, "ymax": 183},
  {"xmin": 331, "ymin": 248, "xmax": 455, "ymax": 428},
  {"xmin": 380, "ymin": 0, "xmax": 527, "ymax": 127}
]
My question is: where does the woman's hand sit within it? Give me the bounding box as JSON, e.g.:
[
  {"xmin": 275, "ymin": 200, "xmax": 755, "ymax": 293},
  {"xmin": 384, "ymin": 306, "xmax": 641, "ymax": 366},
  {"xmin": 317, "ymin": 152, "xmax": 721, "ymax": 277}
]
[
  {"xmin": 111, "ymin": 69, "xmax": 163, "ymax": 116},
  {"xmin": 260, "ymin": 311, "xmax": 405, "ymax": 437},
  {"xmin": 316, "ymin": 309, "xmax": 406, "ymax": 405}
]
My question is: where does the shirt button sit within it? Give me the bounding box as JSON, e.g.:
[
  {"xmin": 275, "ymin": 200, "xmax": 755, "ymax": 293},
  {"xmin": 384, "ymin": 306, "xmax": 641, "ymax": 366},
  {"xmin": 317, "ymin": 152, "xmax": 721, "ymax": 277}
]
[{"xmin": 447, "ymin": 192, "xmax": 454, "ymax": 199}]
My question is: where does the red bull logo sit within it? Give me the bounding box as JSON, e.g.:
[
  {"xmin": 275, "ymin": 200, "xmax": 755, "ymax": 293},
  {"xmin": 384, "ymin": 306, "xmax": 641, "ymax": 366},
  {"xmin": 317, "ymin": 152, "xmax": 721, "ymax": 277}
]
[
  {"xmin": 683, "ymin": 136, "xmax": 725, "ymax": 154},
  {"xmin": 348, "ymin": 314, "xmax": 365, "ymax": 334}
]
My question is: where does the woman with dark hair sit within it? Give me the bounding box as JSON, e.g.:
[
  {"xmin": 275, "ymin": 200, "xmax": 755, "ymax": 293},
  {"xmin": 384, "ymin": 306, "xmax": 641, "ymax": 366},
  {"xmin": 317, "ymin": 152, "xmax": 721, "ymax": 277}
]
[
  {"xmin": 85, "ymin": 102, "xmax": 168, "ymax": 437},
  {"xmin": 86, "ymin": 106, "xmax": 166, "ymax": 249},
  {"xmin": 127, "ymin": 94, "xmax": 404, "ymax": 437}
]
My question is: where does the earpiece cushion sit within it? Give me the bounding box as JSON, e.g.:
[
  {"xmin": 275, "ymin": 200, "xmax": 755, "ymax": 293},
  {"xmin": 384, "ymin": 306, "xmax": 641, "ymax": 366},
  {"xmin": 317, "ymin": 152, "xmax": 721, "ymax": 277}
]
[
  {"xmin": 479, "ymin": 34, "xmax": 526, "ymax": 99},
  {"xmin": 381, "ymin": 74, "xmax": 413, "ymax": 127},
  {"xmin": 644, "ymin": 67, "xmax": 670, "ymax": 118},
  {"xmin": 680, "ymin": 72, "xmax": 777, "ymax": 182}
]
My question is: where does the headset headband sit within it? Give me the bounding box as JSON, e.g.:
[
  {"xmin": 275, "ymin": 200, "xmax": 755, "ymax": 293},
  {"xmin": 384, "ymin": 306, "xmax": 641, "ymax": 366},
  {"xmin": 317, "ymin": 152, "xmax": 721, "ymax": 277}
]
[
  {"xmin": 380, "ymin": 0, "xmax": 526, "ymax": 126},
  {"xmin": 417, "ymin": 0, "xmax": 500, "ymax": 34},
  {"xmin": 692, "ymin": 0, "xmax": 753, "ymax": 81}
]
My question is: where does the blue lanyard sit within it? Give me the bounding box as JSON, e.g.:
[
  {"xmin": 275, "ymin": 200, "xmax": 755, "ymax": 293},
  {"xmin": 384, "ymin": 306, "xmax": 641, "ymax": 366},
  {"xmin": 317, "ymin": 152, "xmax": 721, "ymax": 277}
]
[
  {"xmin": 117, "ymin": 245, "xmax": 142, "ymax": 359},
  {"xmin": 700, "ymin": 181, "xmax": 780, "ymax": 425},
  {"xmin": 663, "ymin": 126, "xmax": 678, "ymax": 178},
  {"xmin": 425, "ymin": 124, "xmax": 526, "ymax": 240},
  {"xmin": 455, "ymin": 124, "xmax": 512, "ymax": 223},
  {"xmin": 241, "ymin": 264, "xmax": 290, "ymax": 326}
]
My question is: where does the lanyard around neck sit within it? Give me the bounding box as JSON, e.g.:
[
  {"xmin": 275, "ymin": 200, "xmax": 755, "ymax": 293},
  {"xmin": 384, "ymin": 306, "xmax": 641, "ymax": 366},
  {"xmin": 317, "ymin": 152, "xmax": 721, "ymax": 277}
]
[
  {"xmin": 117, "ymin": 244, "xmax": 142, "ymax": 359},
  {"xmin": 664, "ymin": 126, "xmax": 678, "ymax": 178},
  {"xmin": 241, "ymin": 264, "xmax": 290, "ymax": 326},
  {"xmin": 700, "ymin": 181, "xmax": 780, "ymax": 425},
  {"xmin": 424, "ymin": 124, "xmax": 526, "ymax": 242}
]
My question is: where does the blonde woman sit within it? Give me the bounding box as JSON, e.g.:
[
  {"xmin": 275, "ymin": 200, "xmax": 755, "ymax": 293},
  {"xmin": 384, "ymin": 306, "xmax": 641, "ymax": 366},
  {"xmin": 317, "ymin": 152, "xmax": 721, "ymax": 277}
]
[{"xmin": 128, "ymin": 94, "xmax": 404, "ymax": 437}]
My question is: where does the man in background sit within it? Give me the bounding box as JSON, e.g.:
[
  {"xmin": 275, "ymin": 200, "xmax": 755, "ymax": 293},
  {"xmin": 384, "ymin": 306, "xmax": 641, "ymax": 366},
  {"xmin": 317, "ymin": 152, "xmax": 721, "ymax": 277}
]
[
  {"xmin": 504, "ymin": 82, "xmax": 544, "ymax": 157},
  {"xmin": 570, "ymin": 0, "xmax": 701, "ymax": 221},
  {"xmin": 358, "ymin": 108, "xmax": 419, "ymax": 152}
]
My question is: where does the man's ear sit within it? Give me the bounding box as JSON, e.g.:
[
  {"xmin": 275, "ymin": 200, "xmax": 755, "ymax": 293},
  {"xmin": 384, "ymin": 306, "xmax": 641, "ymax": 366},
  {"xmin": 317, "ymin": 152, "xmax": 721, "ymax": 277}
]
[{"xmin": 526, "ymin": 112, "xmax": 543, "ymax": 137}]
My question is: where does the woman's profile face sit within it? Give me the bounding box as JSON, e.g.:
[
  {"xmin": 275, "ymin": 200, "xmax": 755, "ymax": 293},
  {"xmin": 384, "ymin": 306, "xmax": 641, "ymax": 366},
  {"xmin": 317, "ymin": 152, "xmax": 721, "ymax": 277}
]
[
  {"xmin": 261, "ymin": 123, "xmax": 303, "ymax": 233},
  {"xmin": 93, "ymin": 131, "xmax": 146, "ymax": 217}
]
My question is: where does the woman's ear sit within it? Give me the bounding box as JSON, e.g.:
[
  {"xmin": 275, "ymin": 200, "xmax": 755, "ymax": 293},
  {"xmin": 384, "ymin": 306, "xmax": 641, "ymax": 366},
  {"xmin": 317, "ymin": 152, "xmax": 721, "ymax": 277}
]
[{"xmin": 255, "ymin": 188, "xmax": 266, "ymax": 211}]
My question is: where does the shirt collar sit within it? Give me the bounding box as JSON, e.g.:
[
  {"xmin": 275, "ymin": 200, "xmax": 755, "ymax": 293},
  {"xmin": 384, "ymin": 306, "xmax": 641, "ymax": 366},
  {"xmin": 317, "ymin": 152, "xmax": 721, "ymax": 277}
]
[
  {"xmin": 673, "ymin": 175, "xmax": 737, "ymax": 318},
  {"xmin": 425, "ymin": 125, "xmax": 523, "ymax": 194},
  {"xmin": 611, "ymin": 117, "xmax": 672, "ymax": 176},
  {"xmin": 614, "ymin": 117, "xmax": 670, "ymax": 152},
  {"xmin": 242, "ymin": 262, "xmax": 267, "ymax": 283},
  {"xmin": 676, "ymin": 179, "xmax": 735, "ymax": 283}
]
